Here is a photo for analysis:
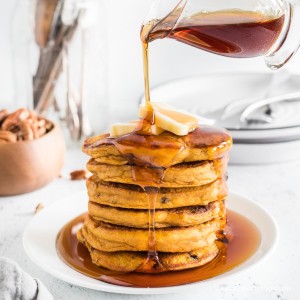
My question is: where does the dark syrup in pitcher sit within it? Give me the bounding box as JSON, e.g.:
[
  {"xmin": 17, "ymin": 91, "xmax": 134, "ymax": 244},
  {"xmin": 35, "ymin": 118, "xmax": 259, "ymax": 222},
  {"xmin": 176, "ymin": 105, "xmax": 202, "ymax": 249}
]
[{"xmin": 142, "ymin": 10, "xmax": 285, "ymax": 58}]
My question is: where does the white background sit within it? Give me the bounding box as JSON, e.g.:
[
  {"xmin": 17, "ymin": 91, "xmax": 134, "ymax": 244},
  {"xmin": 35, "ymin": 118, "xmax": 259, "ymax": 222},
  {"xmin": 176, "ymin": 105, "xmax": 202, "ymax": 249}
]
[{"xmin": 1, "ymin": 1, "xmax": 300, "ymax": 299}]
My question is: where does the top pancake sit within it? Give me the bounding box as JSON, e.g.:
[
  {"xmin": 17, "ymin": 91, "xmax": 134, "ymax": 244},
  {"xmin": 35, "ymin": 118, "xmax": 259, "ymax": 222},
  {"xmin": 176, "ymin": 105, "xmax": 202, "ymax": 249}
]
[{"xmin": 83, "ymin": 125, "xmax": 232, "ymax": 167}]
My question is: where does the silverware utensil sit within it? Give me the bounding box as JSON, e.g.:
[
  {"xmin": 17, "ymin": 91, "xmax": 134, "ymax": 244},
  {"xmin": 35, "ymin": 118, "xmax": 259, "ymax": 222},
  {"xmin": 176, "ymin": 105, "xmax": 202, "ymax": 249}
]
[{"xmin": 239, "ymin": 91, "xmax": 300, "ymax": 125}]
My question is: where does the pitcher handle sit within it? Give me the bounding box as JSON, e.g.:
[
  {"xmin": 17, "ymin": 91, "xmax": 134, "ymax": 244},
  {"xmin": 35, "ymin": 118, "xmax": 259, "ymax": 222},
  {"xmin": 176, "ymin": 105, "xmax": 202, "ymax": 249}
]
[{"xmin": 265, "ymin": 0, "xmax": 300, "ymax": 69}]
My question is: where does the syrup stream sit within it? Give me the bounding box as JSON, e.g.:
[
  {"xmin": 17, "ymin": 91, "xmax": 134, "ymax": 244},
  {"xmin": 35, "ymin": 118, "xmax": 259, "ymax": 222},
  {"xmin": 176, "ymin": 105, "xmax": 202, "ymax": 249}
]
[
  {"xmin": 138, "ymin": 10, "xmax": 280, "ymax": 269},
  {"xmin": 142, "ymin": 41, "xmax": 151, "ymax": 105}
]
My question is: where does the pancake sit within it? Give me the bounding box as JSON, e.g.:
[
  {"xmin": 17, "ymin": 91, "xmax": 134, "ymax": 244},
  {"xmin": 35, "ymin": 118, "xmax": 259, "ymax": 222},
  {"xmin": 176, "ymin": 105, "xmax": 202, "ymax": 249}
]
[
  {"xmin": 78, "ymin": 229, "xmax": 221, "ymax": 272},
  {"xmin": 81, "ymin": 216, "xmax": 225, "ymax": 252},
  {"xmin": 87, "ymin": 176, "xmax": 227, "ymax": 209},
  {"xmin": 88, "ymin": 200, "xmax": 225, "ymax": 228},
  {"xmin": 87, "ymin": 157, "xmax": 227, "ymax": 188},
  {"xmin": 82, "ymin": 125, "xmax": 232, "ymax": 166}
]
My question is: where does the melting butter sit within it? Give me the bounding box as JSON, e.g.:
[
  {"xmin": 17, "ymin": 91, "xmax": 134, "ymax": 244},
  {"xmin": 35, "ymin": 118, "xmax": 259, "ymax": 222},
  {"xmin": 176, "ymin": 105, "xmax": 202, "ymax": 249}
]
[{"xmin": 110, "ymin": 102, "xmax": 199, "ymax": 137}]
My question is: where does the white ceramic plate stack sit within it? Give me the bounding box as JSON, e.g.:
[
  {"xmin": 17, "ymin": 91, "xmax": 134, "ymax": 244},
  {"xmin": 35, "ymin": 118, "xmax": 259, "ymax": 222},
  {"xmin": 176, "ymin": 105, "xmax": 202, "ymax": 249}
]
[{"xmin": 145, "ymin": 72, "xmax": 300, "ymax": 164}]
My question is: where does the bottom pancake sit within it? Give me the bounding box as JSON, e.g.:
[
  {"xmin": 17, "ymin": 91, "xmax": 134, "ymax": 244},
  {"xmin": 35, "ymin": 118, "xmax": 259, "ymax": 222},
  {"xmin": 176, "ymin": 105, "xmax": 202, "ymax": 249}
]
[
  {"xmin": 81, "ymin": 216, "xmax": 224, "ymax": 252},
  {"xmin": 78, "ymin": 229, "xmax": 220, "ymax": 273}
]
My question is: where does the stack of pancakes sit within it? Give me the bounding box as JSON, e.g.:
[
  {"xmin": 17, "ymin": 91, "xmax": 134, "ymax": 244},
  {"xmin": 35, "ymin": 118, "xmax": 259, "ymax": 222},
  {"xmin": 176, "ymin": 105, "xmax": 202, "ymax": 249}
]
[{"xmin": 78, "ymin": 125, "xmax": 232, "ymax": 273}]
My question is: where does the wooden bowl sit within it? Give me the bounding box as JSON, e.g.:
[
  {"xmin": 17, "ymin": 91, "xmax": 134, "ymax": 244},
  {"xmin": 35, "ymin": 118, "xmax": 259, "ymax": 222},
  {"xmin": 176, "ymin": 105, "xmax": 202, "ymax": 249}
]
[{"xmin": 0, "ymin": 122, "xmax": 65, "ymax": 196}]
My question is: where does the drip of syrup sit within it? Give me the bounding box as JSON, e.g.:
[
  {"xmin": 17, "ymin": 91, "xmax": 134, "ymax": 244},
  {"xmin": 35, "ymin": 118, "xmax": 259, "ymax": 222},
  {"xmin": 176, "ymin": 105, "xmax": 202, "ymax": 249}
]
[
  {"xmin": 141, "ymin": 187, "xmax": 161, "ymax": 270},
  {"xmin": 56, "ymin": 209, "xmax": 261, "ymax": 287},
  {"xmin": 114, "ymin": 141, "xmax": 185, "ymax": 270}
]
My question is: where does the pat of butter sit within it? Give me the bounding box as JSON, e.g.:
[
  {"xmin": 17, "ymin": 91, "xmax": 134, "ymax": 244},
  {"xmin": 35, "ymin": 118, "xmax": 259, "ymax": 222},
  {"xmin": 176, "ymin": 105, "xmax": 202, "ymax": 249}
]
[
  {"xmin": 139, "ymin": 102, "xmax": 198, "ymax": 136},
  {"xmin": 110, "ymin": 121, "xmax": 165, "ymax": 138},
  {"xmin": 150, "ymin": 124, "xmax": 165, "ymax": 135},
  {"xmin": 110, "ymin": 123, "xmax": 137, "ymax": 138},
  {"xmin": 110, "ymin": 102, "xmax": 199, "ymax": 138}
]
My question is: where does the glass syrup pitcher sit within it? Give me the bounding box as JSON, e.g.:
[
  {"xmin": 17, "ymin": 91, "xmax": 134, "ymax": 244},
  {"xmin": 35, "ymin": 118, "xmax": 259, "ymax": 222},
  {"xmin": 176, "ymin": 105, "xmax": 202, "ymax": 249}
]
[{"xmin": 141, "ymin": 0, "xmax": 300, "ymax": 70}]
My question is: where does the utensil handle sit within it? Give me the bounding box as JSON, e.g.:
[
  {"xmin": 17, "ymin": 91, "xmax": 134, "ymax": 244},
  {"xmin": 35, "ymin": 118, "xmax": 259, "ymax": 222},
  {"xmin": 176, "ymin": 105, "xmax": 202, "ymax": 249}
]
[{"xmin": 239, "ymin": 91, "xmax": 300, "ymax": 123}]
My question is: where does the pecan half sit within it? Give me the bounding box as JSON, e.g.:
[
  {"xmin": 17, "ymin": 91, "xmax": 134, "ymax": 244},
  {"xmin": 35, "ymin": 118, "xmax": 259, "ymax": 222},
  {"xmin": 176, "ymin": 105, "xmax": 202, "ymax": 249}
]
[
  {"xmin": 18, "ymin": 120, "xmax": 34, "ymax": 141},
  {"xmin": 0, "ymin": 109, "xmax": 8, "ymax": 126},
  {"xmin": 70, "ymin": 169, "xmax": 89, "ymax": 180},
  {"xmin": 2, "ymin": 108, "xmax": 30, "ymax": 131},
  {"xmin": 0, "ymin": 131, "xmax": 17, "ymax": 143},
  {"xmin": 34, "ymin": 203, "xmax": 44, "ymax": 214}
]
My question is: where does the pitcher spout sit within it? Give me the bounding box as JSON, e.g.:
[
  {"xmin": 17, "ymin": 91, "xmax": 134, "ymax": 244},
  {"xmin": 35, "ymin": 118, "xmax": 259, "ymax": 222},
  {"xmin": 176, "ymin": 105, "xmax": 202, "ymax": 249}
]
[{"xmin": 141, "ymin": 0, "xmax": 187, "ymax": 43}]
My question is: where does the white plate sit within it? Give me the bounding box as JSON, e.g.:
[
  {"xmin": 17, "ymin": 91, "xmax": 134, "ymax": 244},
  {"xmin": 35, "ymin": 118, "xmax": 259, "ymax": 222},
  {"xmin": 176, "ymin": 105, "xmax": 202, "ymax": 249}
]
[
  {"xmin": 146, "ymin": 72, "xmax": 300, "ymax": 131},
  {"xmin": 23, "ymin": 191, "xmax": 278, "ymax": 295},
  {"xmin": 143, "ymin": 72, "xmax": 300, "ymax": 164}
]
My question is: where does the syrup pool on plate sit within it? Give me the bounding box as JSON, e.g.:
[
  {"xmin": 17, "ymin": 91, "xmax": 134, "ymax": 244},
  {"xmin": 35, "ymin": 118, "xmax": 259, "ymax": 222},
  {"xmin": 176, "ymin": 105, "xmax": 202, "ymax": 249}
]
[{"xmin": 56, "ymin": 209, "xmax": 260, "ymax": 288}]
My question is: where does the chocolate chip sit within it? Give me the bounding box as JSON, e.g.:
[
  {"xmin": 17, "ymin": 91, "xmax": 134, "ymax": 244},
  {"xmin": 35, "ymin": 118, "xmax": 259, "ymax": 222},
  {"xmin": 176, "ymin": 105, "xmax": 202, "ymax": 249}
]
[
  {"xmin": 189, "ymin": 254, "xmax": 198, "ymax": 260},
  {"xmin": 218, "ymin": 237, "xmax": 229, "ymax": 244},
  {"xmin": 161, "ymin": 197, "xmax": 169, "ymax": 204},
  {"xmin": 152, "ymin": 262, "xmax": 159, "ymax": 269}
]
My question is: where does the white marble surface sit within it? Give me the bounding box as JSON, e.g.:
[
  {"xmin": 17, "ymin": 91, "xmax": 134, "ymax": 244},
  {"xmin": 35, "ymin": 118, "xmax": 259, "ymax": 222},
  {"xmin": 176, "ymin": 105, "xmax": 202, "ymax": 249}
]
[{"xmin": 0, "ymin": 149, "xmax": 299, "ymax": 300}]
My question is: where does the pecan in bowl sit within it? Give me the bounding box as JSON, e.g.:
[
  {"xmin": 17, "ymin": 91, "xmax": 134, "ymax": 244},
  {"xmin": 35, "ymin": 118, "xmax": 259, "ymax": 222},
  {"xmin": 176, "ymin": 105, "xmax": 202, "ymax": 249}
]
[
  {"xmin": 0, "ymin": 108, "xmax": 54, "ymax": 144},
  {"xmin": 0, "ymin": 108, "xmax": 65, "ymax": 196}
]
